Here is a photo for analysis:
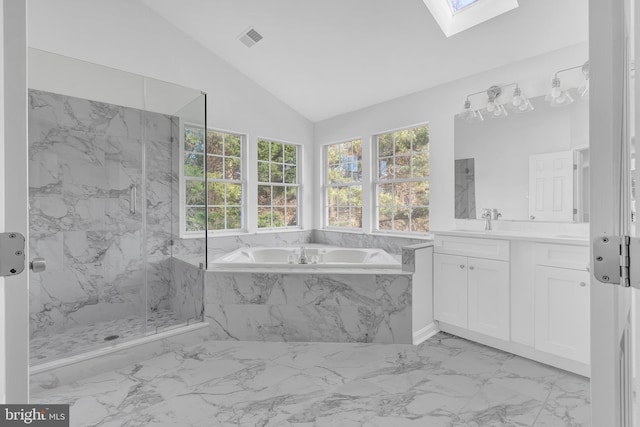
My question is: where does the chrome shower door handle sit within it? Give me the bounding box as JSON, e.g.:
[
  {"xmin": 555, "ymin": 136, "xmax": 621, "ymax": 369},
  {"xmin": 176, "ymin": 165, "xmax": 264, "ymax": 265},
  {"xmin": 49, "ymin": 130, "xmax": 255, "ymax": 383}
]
[{"xmin": 129, "ymin": 184, "xmax": 136, "ymax": 215}]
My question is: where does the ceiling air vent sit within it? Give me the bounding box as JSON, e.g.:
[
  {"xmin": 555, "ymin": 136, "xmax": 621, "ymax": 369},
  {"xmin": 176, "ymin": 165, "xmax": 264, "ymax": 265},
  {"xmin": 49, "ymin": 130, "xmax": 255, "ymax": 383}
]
[{"xmin": 238, "ymin": 28, "xmax": 263, "ymax": 48}]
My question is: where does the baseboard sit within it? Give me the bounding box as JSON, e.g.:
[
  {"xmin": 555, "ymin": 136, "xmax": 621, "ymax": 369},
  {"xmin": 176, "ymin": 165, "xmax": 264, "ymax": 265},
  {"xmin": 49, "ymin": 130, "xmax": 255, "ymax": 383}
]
[{"xmin": 413, "ymin": 322, "xmax": 439, "ymax": 345}]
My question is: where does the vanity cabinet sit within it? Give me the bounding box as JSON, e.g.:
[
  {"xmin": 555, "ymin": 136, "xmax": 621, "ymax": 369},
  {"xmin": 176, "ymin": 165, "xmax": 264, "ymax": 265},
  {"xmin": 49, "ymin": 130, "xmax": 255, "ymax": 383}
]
[
  {"xmin": 434, "ymin": 236, "xmax": 510, "ymax": 341},
  {"xmin": 534, "ymin": 244, "xmax": 590, "ymax": 364}
]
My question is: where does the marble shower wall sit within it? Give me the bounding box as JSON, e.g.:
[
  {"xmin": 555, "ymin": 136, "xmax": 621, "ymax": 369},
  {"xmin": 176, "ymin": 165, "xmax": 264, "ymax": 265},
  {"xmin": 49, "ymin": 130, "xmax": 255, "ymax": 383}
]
[{"xmin": 28, "ymin": 89, "xmax": 179, "ymax": 337}]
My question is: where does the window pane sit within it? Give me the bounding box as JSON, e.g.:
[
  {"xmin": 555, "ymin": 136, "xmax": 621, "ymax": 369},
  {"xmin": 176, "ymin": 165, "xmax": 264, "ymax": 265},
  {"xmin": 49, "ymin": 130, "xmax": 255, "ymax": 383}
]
[
  {"xmin": 395, "ymin": 130, "xmax": 411, "ymax": 155},
  {"xmin": 327, "ymin": 187, "xmax": 338, "ymax": 207},
  {"xmin": 258, "ymin": 185, "xmax": 271, "ymax": 205},
  {"xmin": 207, "ymin": 182, "xmax": 225, "ymax": 206},
  {"xmin": 411, "ymin": 207, "xmax": 429, "ymax": 232},
  {"xmin": 284, "ymin": 144, "xmax": 297, "ymax": 164},
  {"xmin": 337, "ymin": 207, "xmax": 351, "ymax": 227},
  {"xmin": 225, "ymin": 157, "xmax": 241, "ymax": 180},
  {"xmin": 227, "ymin": 183, "xmax": 242, "ymax": 205},
  {"xmin": 286, "ymin": 186, "xmax": 298, "ymax": 206},
  {"xmin": 378, "ymin": 134, "xmax": 393, "ymax": 157},
  {"xmin": 258, "ymin": 161, "xmax": 270, "ymax": 182},
  {"xmin": 379, "ymin": 158, "xmax": 392, "ymax": 180},
  {"xmin": 186, "ymin": 207, "xmax": 205, "ymax": 231},
  {"xmin": 258, "ymin": 207, "xmax": 271, "ymax": 228},
  {"xmin": 336, "ymin": 187, "xmax": 350, "ymax": 206},
  {"xmin": 185, "ymin": 180, "xmax": 205, "ymax": 205},
  {"xmin": 412, "ymin": 151, "xmax": 430, "ymax": 178},
  {"xmin": 207, "ymin": 155, "xmax": 223, "ymax": 179},
  {"xmin": 227, "ymin": 207, "xmax": 242, "ymax": 229},
  {"xmin": 412, "ymin": 181, "xmax": 430, "ymax": 206},
  {"xmin": 284, "ymin": 164, "xmax": 297, "ymax": 184},
  {"xmin": 225, "ymin": 134, "xmax": 241, "ymax": 157},
  {"xmin": 327, "ymin": 144, "xmax": 340, "ymax": 164},
  {"xmin": 270, "ymin": 163, "xmax": 283, "ymax": 183},
  {"xmin": 285, "ymin": 207, "xmax": 297, "ymax": 226},
  {"xmin": 328, "ymin": 206, "xmax": 338, "ymax": 226},
  {"xmin": 350, "ymin": 186, "xmax": 363, "ymax": 207},
  {"xmin": 352, "ymin": 207, "xmax": 362, "ymax": 228},
  {"xmin": 273, "ymin": 186, "xmax": 285, "ymax": 206},
  {"xmin": 413, "ymin": 126, "xmax": 429, "ymax": 152},
  {"xmin": 272, "ymin": 208, "xmax": 285, "ymax": 227},
  {"xmin": 395, "ymin": 207, "xmax": 410, "ymax": 231},
  {"xmin": 395, "ymin": 155, "xmax": 411, "ymax": 179},
  {"xmin": 378, "ymin": 184, "xmax": 393, "ymax": 207},
  {"xmin": 207, "ymin": 131, "xmax": 223, "ymax": 155},
  {"xmin": 258, "ymin": 140, "xmax": 270, "ymax": 161},
  {"xmin": 185, "ymin": 127, "xmax": 204, "ymax": 153},
  {"xmin": 208, "ymin": 207, "xmax": 225, "ymax": 230},
  {"xmin": 184, "ymin": 153, "xmax": 204, "ymax": 177},
  {"xmin": 395, "ymin": 182, "xmax": 411, "ymax": 206},
  {"xmin": 378, "ymin": 207, "xmax": 393, "ymax": 230},
  {"xmin": 271, "ymin": 143, "xmax": 283, "ymax": 163}
]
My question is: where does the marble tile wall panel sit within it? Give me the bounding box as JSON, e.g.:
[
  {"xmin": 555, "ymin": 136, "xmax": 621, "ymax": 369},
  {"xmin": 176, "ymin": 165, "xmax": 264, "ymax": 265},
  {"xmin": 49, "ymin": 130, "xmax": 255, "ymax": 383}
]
[
  {"xmin": 169, "ymin": 257, "xmax": 204, "ymax": 322},
  {"xmin": 29, "ymin": 90, "xmax": 177, "ymax": 337},
  {"xmin": 312, "ymin": 229, "xmax": 430, "ymax": 255},
  {"xmin": 205, "ymin": 272, "xmax": 412, "ymax": 344}
]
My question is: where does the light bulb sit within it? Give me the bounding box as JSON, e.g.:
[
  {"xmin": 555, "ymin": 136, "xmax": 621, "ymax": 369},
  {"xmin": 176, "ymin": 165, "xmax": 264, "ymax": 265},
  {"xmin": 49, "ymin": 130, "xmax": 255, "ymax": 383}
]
[
  {"xmin": 519, "ymin": 100, "xmax": 531, "ymax": 111},
  {"xmin": 556, "ymin": 92, "xmax": 566, "ymax": 103},
  {"xmin": 512, "ymin": 95, "xmax": 523, "ymax": 107},
  {"xmin": 551, "ymin": 86, "xmax": 562, "ymax": 99},
  {"xmin": 486, "ymin": 101, "xmax": 496, "ymax": 112}
]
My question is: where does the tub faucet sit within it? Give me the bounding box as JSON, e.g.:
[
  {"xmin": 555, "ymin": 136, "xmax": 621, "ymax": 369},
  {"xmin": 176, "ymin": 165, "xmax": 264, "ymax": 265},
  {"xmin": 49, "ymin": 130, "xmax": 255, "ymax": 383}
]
[
  {"xmin": 299, "ymin": 246, "xmax": 308, "ymax": 264},
  {"xmin": 482, "ymin": 208, "xmax": 492, "ymax": 231}
]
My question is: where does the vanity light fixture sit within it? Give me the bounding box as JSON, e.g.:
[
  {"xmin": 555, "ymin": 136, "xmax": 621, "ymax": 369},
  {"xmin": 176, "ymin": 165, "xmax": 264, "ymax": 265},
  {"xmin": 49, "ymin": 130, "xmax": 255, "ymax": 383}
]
[
  {"xmin": 460, "ymin": 98, "xmax": 484, "ymax": 122},
  {"xmin": 510, "ymin": 85, "xmax": 534, "ymax": 113},
  {"xmin": 484, "ymin": 85, "xmax": 508, "ymax": 118},
  {"xmin": 546, "ymin": 61, "xmax": 589, "ymax": 107}
]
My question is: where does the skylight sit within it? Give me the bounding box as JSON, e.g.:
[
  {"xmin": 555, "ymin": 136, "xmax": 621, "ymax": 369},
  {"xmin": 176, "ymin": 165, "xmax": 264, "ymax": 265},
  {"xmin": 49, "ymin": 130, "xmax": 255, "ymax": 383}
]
[
  {"xmin": 422, "ymin": 0, "xmax": 519, "ymax": 37},
  {"xmin": 449, "ymin": 0, "xmax": 480, "ymax": 13}
]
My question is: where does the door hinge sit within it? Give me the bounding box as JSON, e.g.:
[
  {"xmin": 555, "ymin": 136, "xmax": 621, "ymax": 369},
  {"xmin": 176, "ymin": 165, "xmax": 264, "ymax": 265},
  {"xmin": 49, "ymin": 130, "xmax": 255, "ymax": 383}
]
[
  {"xmin": 593, "ymin": 235, "xmax": 640, "ymax": 289},
  {"xmin": 0, "ymin": 232, "xmax": 26, "ymax": 276}
]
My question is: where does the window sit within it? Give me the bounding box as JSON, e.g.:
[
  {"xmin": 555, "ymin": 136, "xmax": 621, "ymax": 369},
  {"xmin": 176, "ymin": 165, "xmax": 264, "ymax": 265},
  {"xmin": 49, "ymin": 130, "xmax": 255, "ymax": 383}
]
[
  {"xmin": 325, "ymin": 139, "xmax": 362, "ymax": 228},
  {"xmin": 375, "ymin": 125, "xmax": 430, "ymax": 233},
  {"xmin": 448, "ymin": 0, "xmax": 480, "ymax": 12},
  {"xmin": 257, "ymin": 139, "xmax": 299, "ymax": 228},
  {"xmin": 183, "ymin": 126, "xmax": 244, "ymax": 233}
]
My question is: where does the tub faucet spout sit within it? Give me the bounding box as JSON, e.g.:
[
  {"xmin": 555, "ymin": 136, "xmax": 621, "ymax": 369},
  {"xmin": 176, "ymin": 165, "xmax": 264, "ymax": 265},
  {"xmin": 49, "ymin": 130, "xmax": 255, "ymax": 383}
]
[{"xmin": 299, "ymin": 246, "xmax": 308, "ymax": 264}]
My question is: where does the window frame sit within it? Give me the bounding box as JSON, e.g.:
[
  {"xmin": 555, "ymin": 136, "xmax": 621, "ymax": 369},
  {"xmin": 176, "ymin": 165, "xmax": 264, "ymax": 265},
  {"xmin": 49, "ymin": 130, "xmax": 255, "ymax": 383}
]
[
  {"xmin": 256, "ymin": 137, "xmax": 303, "ymax": 230},
  {"xmin": 323, "ymin": 138, "xmax": 364, "ymax": 230},
  {"xmin": 373, "ymin": 123, "xmax": 430, "ymax": 235},
  {"xmin": 180, "ymin": 122, "xmax": 247, "ymax": 237}
]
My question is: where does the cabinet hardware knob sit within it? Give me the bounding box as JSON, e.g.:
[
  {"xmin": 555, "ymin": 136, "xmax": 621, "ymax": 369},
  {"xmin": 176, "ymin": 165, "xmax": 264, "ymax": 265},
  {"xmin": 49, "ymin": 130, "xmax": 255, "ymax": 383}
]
[
  {"xmin": 579, "ymin": 282, "xmax": 586, "ymax": 287},
  {"xmin": 459, "ymin": 264, "xmax": 465, "ymax": 269},
  {"xmin": 469, "ymin": 266, "xmax": 475, "ymax": 270}
]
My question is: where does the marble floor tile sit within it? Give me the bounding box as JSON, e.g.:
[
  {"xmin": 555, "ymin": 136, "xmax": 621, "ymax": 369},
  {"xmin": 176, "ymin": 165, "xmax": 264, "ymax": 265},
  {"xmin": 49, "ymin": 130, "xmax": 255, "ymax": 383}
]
[
  {"xmin": 30, "ymin": 309, "xmax": 186, "ymax": 364},
  {"xmin": 31, "ymin": 332, "xmax": 591, "ymax": 426}
]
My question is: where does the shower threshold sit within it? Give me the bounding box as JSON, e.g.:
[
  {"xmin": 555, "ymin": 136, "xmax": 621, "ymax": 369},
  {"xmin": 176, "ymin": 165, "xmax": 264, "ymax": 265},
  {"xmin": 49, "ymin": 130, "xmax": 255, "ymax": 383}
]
[{"xmin": 29, "ymin": 309, "xmax": 192, "ymax": 365}]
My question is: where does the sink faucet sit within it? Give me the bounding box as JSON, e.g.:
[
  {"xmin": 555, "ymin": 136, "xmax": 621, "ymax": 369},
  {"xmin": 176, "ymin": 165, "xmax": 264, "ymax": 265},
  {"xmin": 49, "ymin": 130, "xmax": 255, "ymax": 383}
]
[
  {"xmin": 482, "ymin": 208, "xmax": 492, "ymax": 231},
  {"xmin": 299, "ymin": 246, "xmax": 308, "ymax": 264}
]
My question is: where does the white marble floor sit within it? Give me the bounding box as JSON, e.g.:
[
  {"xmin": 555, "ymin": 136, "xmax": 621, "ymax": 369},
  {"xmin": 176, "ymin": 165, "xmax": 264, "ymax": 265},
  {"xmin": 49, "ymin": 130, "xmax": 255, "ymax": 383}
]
[
  {"xmin": 30, "ymin": 309, "xmax": 184, "ymax": 365},
  {"xmin": 31, "ymin": 333, "xmax": 590, "ymax": 426}
]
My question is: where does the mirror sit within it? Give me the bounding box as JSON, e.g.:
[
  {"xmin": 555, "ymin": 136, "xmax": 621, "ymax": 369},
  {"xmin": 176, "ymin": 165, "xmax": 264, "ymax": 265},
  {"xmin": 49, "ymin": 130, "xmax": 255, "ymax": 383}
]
[{"xmin": 454, "ymin": 94, "xmax": 589, "ymax": 222}]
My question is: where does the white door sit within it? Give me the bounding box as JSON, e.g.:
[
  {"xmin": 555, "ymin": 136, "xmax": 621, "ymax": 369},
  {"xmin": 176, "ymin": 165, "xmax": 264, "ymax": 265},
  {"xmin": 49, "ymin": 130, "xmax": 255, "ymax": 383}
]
[
  {"xmin": 589, "ymin": 0, "xmax": 637, "ymax": 425},
  {"xmin": 0, "ymin": 0, "xmax": 29, "ymax": 403},
  {"xmin": 467, "ymin": 257, "xmax": 509, "ymax": 340},
  {"xmin": 528, "ymin": 150, "xmax": 574, "ymax": 222},
  {"xmin": 433, "ymin": 253, "xmax": 468, "ymax": 328},
  {"xmin": 535, "ymin": 266, "xmax": 590, "ymax": 364}
]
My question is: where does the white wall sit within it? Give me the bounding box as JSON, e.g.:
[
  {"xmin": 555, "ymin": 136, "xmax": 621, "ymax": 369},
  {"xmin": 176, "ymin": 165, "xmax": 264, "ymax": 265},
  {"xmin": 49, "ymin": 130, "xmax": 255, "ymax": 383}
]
[
  {"xmin": 27, "ymin": 0, "xmax": 315, "ymax": 232},
  {"xmin": 315, "ymin": 42, "xmax": 589, "ymax": 232}
]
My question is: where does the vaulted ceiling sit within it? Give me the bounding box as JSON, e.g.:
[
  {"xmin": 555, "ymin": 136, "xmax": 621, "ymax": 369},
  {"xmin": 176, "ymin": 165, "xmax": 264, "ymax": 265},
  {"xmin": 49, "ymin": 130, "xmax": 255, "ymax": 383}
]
[{"xmin": 141, "ymin": 0, "xmax": 588, "ymax": 122}]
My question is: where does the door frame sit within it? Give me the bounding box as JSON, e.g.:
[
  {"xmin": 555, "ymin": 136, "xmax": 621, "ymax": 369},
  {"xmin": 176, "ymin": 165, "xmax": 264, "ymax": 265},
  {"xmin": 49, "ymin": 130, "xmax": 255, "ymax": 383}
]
[
  {"xmin": 589, "ymin": 0, "xmax": 634, "ymax": 425},
  {"xmin": 0, "ymin": 0, "xmax": 29, "ymax": 403}
]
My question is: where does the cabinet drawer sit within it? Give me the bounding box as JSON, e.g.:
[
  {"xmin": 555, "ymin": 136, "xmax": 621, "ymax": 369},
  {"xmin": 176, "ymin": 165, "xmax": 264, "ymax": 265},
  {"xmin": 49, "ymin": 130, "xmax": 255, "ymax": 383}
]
[
  {"xmin": 434, "ymin": 235, "xmax": 509, "ymax": 261},
  {"xmin": 534, "ymin": 243, "xmax": 589, "ymax": 270}
]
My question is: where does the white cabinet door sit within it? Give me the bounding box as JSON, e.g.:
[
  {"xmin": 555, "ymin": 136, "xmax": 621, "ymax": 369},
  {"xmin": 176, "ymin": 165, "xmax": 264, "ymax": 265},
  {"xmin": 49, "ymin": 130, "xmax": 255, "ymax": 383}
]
[
  {"xmin": 535, "ymin": 266, "xmax": 590, "ymax": 364},
  {"xmin": 468, "ymin": 257, "xmax": 510, "ymax": 340},
  {"xmin": 434, "ymin": 253, "xmax": 468, "ymax": 328}
]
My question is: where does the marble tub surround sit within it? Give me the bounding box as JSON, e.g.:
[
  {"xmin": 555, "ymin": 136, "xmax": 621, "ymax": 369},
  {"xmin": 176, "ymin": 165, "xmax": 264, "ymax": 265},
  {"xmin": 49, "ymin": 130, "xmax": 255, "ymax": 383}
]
[
  {"xmin": 206, "ymin": 271, "xmax": 413, "ymax": 344},
  {"xmin": 32, "ymin": 333, "xmax": 590, "ymax": 426},
  {"xmin": 28, "ymin": 90, "xmax": 188, "ymax": 343},
  {"xmin": 401, "ymin": 241, "xmax": 435, "ymax": 273},
  {"xmin": 313, "ymin": 229, "xmax": 430, "ymax": 255}
]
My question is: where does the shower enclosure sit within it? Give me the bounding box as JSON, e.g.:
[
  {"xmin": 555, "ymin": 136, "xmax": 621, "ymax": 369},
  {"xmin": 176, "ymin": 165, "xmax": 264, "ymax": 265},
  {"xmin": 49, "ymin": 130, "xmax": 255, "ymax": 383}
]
[{"xmin": 28, "ymin": 49, "xmax": 206, "ymax": 364}]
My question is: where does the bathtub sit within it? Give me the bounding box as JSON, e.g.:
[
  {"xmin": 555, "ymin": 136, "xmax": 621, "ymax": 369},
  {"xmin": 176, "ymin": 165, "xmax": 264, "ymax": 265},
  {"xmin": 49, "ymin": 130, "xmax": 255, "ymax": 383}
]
[{"xmin": 209, "ymin": 245, "xmax": 400, "ymax": 269}]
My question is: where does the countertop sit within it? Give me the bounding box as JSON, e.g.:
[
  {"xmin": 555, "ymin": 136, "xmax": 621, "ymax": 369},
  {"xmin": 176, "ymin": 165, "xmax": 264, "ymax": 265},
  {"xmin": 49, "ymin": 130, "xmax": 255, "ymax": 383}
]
[{"xmin": 431, "ymin": 229, "xmax": 589, "ymax": 245}]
